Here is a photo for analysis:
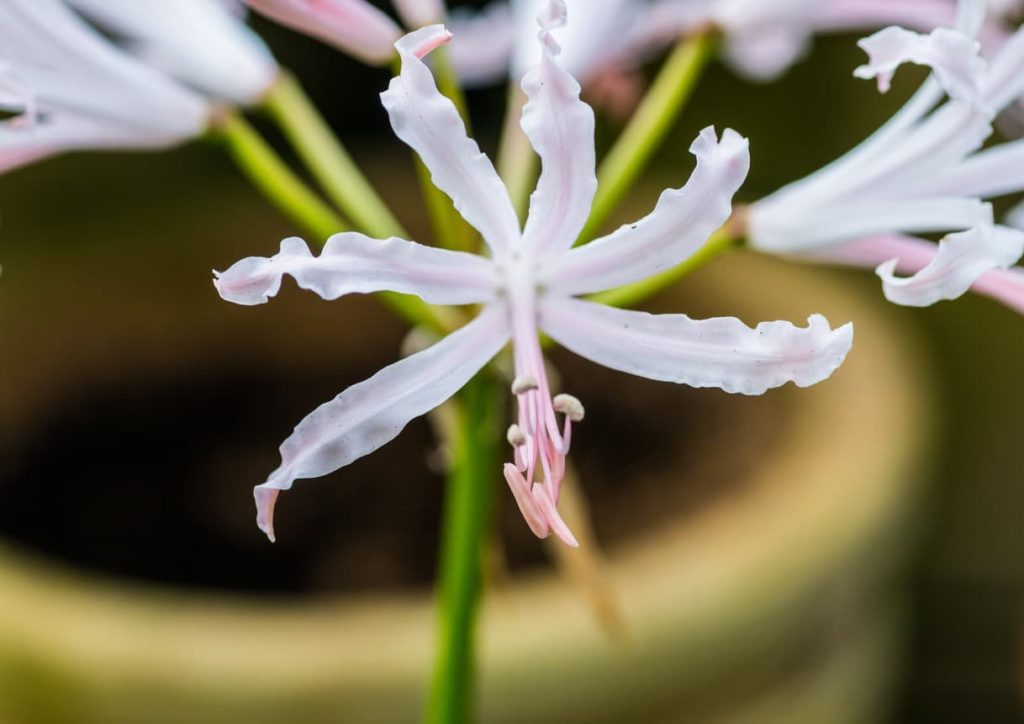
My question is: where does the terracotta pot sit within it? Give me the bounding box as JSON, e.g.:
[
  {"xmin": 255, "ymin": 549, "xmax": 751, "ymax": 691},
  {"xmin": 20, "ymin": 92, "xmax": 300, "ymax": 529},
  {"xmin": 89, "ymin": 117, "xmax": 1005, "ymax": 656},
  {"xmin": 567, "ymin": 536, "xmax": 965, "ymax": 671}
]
[{"xmin": 0, "ymin": 187, "xmax": 931, "ymax": 724}]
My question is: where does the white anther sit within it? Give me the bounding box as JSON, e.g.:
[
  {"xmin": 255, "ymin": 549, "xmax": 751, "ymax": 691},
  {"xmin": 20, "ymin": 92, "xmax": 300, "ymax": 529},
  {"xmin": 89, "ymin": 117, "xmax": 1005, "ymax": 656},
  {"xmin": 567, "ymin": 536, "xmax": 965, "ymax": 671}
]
[
  {"xmin": 553, "ymin": 394, "xmax": 585, "ymax": 422},
  {"xmin": 511, "ymin": 375, "xmax": 539, "ymax": 395},
  {"xmin": 507, "ymin": 424, "xmax": 527, "ymax": 447}
]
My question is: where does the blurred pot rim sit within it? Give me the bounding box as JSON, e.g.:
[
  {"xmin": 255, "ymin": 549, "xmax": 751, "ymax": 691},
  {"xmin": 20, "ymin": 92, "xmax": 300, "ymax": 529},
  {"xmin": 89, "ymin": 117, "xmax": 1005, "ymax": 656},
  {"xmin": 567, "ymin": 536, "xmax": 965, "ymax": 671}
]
[{"xmin": 0, "ymin": 253, "xmax": 933, "ymax": 713}]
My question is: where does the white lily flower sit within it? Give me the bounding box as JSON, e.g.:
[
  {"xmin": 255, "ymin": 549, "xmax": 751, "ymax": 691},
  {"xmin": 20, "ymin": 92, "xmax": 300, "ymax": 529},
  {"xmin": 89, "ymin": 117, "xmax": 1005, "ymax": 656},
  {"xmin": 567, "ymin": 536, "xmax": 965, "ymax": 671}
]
[
  {"xmin": 65, "ymin": 0, "xmax": 279, "ymax": 106},
  {"xmin": 747, "ymin": 0, "xmax": 1024, "ymax": 310},
  {"xmin": 214, "ymin": 7, "xmax": 853, "ymax": 546},
  {"xmin": 0, "ymin": 0, "xmax": 210, "ymax": 173}
]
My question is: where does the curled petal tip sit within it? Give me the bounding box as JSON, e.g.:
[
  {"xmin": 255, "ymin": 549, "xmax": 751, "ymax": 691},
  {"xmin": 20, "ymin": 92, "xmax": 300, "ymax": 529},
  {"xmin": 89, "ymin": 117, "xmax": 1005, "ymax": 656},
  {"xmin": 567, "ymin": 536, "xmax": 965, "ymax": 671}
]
[
  {"xmin": 254, "ymin": 486, "xmax": 280, "ymax": 543},
  {"xmin": 537, "ymin": 0, "xmax": 568, "ymax": 32},
  {"xmin": 396, "ymin": 24, "xmax": 452, "ymax": 59}
]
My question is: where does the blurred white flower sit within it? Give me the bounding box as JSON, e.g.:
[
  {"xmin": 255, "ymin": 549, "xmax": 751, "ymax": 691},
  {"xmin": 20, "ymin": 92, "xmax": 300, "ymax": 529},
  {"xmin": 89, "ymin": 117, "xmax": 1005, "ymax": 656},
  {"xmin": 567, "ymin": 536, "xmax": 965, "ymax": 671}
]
[
  {"xmin": 243, "ymin": 0, "xmax": 403, "ymax": 64},
  {"xmin": 392, "ymin": 0, "xmax": 445, "ymax": 28},
  {"xmin": 214, "ymin": 11, "xmax": 851, "ymax": 545},
  {"xmin": 450, "ymin": 0, "xmax": 1018, "ymax": 91},
  {"xmin": 65, "ymin": 0, "xmax": 279, "ymax": 106},
  {"xmin": 748, "ymin": 1, "xmax": 1024, "ymax": 310},
  {"xmin": 450, "ymin": 0, "xmax": 649, "ymax": 88},
  {"xmin": 0, "ymin": 0, "xmax": 210, "ymax": 173}
]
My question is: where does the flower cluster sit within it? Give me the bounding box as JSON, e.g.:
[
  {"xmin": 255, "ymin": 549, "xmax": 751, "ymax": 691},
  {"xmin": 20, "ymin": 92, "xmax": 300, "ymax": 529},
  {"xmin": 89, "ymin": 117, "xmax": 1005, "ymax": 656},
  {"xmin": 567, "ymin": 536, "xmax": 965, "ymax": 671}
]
[
  {"xmin": 747, "ymin": 0, "xmax": 1024, "ymax": 311},
  {"xmin": 5, "ymin": 0, "xmax": 1022, "ymax": 547}
]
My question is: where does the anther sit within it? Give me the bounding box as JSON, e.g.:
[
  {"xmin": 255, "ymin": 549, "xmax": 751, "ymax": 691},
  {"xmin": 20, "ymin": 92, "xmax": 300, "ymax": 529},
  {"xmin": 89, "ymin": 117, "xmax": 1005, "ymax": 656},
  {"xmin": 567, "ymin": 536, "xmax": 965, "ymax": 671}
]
[
  {"xmin": 507, "ymin": 424, "xmax": 527, "ymax": 447},
  {"xmin": 553, "ymin": 394, "xmax": 585, "ymax": 422},
  {"xmin": 511, "ymin": 375, "xmax": 539, "ymax": 395}
]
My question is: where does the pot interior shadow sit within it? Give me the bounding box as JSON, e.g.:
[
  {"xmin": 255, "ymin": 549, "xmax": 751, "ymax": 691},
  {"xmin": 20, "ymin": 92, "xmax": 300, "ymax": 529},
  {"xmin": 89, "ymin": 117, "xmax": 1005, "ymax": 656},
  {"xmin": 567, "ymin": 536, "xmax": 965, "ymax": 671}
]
[{"xmin": 0, "ymin": 347, "xmax": 782, "ymax": 597}]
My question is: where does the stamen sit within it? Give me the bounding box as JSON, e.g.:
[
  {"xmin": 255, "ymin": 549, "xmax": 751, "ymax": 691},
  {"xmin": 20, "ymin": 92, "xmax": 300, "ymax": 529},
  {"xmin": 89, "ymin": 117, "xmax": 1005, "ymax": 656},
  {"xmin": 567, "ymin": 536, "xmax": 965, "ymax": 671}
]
[
  {"xmin": 553, "ymin": 394, "xmax": 585, "ymax": 422},
  {"xmin": 507, "ymin": 423, "xmax": 526, "ymax": 447},
  {"xmin": 511, "ymin": 375, "xmax": 539, "ymax": 395}
]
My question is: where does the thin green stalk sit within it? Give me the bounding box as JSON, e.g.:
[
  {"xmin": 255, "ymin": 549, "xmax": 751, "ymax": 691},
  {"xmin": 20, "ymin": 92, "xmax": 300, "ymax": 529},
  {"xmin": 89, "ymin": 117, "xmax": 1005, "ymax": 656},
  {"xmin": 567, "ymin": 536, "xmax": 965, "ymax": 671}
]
[
  {"xmin": 496, "ymin": 85, "xmax": 536, "ymax": 219},
  {"xmin": 579, "ymin": 32, "xmax": 718, "ymax": 244},
  {"xmin": 589, "ymin": 224, "xmax": 740, "ymax": 308},
  {"xmin": 263, "ymin": 73, "xmax": 406, "ymax": 239},
  {"xmin": 427, "ymin": 373, "xmax": 500, "ymax": 724},
  {"xmin": 215, "ymin": 110, "xmax": 455, "ymax": 334},
  {"xmin": 216, "ymin": 110, "xmax": 347, "ymax": 241}
]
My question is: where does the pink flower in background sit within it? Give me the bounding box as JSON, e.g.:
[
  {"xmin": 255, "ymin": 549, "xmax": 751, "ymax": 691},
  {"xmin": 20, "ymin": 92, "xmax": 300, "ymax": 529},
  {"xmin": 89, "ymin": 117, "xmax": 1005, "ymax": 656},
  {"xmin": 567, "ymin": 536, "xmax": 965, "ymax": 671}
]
[
  {"xmin": 0, "ymin": 0, "xmax": 210, "ymax": 173},
  {"xmin": 65, "ymin": 0, "xmax": 279, "ymax": 105},
  {"xmin": 244, "ymin": 0, "xmax": 451, "ymax": 63},
  {"xmin": 449, "ymin": 0, "xmax": 1019, "ymax": 91},
  {"xmin": 392, "ymin": 0, "xmax": 445, "ymax": 27},
  {"xmin": 244, "ymin": 0, "xmax": 404, "ymax": 64},
  {"xmin": 747, "ymin": 1, "xmax": 1024, "ymax": 310},
  {"xmin": 215, "ymin": 7, "xmax": 853, "ymax": 546}
]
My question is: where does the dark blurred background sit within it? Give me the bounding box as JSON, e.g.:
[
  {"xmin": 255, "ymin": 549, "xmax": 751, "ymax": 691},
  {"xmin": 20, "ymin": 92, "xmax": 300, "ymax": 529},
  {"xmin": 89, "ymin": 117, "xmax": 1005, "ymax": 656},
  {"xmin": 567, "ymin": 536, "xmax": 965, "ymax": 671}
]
[{"xmin": 0, "ymin": 2, "xmax": 1023, "ymax": 722}]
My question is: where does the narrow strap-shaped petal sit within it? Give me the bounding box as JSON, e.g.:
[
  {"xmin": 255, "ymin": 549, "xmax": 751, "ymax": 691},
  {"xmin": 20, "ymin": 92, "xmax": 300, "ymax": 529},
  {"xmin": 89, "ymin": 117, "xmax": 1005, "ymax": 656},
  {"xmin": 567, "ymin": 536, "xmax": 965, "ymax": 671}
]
[
  {"xmin": 519, "ymin": 0, "xmax": 598, "ymax": 258},
  {"xmin": 797, "ymin": 233, "xmax": 1024, "ymax": 316},
  {"xmin": 244, "ymin": 0, "xmax": 401, "ymax": 65},
  {"xmin": 749, "ymin": 195, "xmax": 993, "ymax": 253},
  {"xmin": 213, "ymin": 234, "xmax": 499, "ymax": 306},
  {"xmin": 853, "ymin": 26, "xmax": 986, "ymax": 105},
  {"xmin": 540, "ymin": 296, "xmax": 852, "ymax": 396},
  {"xmin": 921, "ymin": 138, "xmax": 1024, "ymax": 198},
  {"xmin": 66, "ymin": 0, "xmax": 278, "ymax": 104},
  {"xmin": 545, "ymin": 127, "xmax": 748, "ymax": 296},
  {"xmin": 254, "ymin": 305, "xmax": 510, "ymax": 541},
  {"xmin": 380, "ymin": 25, "xmax": 520, "ymax": 257},
  {"xmin": 877, "ymin": 224, "xmax": 1024, "ymax": 307}
]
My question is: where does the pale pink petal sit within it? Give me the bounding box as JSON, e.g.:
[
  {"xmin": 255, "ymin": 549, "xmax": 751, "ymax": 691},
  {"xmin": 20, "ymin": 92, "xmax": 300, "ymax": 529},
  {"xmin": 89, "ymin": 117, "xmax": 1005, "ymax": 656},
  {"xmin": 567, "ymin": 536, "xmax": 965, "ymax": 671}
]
[
  {"xmin": 799, "ymin": 233, "xmax": 1024, "ymax": 315},
  {"xmin": 519, "ymin": 0, "xmax": 598, "ymax": 258},
  {"xmin": 876, "ymin": 224, "xmax": 1024, "ymax": 306},
  {"xmin": 392, "ymin": 0, "xmax": 445, "ymax": 28},
  {"xmin": 546, "ymin": 127, "xmax": 748, "ymax": 296},
  {"xmin": 213, "ymin": 234, "xmax": 499, "ymax": 306},
  {"xmin": 253, "ymin": 305, "xmax": 510, "ymax": 541},
  {"xmin": 540, "ymin": 297, "xmax": 852, "ymax": 396},
  {"xmin": 244, "ymin": 0, "xmax": 401, "ymax": 65},
  {"xmin": 381, "ymin": 26, "xmax": 521, "ymax": 257},
  {"xmin": 972, "ymin": 266, "xmax": 1024, "ymax": 315},
  {"xmin": 853, "ymin": 26, "xmax": 985, "ymax": 104},
  {"xmin": 750, "ymin": 195, "xmax": 993, "ymax": 253}
]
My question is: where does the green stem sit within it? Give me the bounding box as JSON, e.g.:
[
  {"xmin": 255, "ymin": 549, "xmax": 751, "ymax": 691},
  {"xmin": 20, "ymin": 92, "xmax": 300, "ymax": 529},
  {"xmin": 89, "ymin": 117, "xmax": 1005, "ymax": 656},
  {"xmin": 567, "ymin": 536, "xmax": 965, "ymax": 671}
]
[
  {"xmin": 426, "ymin": 373, "xmax": 500, "ymax": 724},
  {"xmin": 216, "ymin": 110, "xmax": 347, "ymax": 241},
  {"xmin": 496, "ymin": 85, "xmax": 536, "ymax": 220},
  {"xmin": 263, "ymin": 73, "xmax": 407, "ymax": 239},
  {"xmin": 589, "ymin": 224, "xmax": 740, "ymax": 309},
  {"xmin": 579, "ymin": 32, "xmax": 717, "ymax": 244},
  {"xmin": 215, "ymin": 111, "xmax": 455, "ymax": 335}
]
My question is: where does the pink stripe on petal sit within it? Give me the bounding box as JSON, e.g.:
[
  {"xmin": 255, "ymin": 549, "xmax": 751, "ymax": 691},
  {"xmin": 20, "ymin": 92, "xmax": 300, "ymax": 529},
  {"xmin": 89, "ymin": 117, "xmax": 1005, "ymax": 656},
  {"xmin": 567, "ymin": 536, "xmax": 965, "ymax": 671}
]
[{"xmin": 244, "ymin": 0, "xmax": 401, "ymax": 64}]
